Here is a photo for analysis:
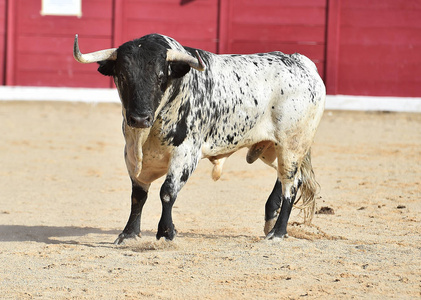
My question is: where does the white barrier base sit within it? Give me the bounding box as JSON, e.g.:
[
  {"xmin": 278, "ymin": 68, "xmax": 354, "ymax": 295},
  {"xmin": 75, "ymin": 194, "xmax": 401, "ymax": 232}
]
[
  {"xmin": 325, "ymin": 94, "xmax": 421, "ymax": 113},
  {"xmin": 0, "ymin": 86, "xmax": 120, "ymax": 103},
  {"xmin": 0, "ymin": 86, "xmax": 420, "ymax": 113}
]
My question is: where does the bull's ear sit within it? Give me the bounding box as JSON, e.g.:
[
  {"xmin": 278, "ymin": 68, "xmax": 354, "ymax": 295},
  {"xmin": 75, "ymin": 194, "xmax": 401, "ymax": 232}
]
[
  {"xmin": 169, "ymin": 62, "xmax": 191, "ymax": 79},
  {"xmin": 97, "ymin": 61, "xmax": 115, "ymax": 76}
]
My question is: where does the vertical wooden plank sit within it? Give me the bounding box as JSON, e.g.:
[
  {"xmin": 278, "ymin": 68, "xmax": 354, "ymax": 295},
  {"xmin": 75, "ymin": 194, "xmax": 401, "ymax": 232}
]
[
  {"xmin": 112, "ymin": 0, "xmax": 123, "ymax": 47},
  {"xmin": 5, "ymin": 0, "xmax": 15, "ymax": 85},
  {"xmin": 0, "ymin": 0, "xmax": 6, "ymax": 85},
  {"xmin": 217, "ymin": 0, "xmax": 230, "ymax": 54},
  {"xmin": 111, "ymin": 0, "xmax": 123, "ymax": 88},
  {"xmin": 325, "ymin": 0, "xmax": 341, "ymax": 95}
]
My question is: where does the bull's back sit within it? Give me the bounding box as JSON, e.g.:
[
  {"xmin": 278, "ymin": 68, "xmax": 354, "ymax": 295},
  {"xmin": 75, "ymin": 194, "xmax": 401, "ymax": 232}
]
[{"xmin": 196, "ymin": 51, "xmax": 324, "ymax": 155}]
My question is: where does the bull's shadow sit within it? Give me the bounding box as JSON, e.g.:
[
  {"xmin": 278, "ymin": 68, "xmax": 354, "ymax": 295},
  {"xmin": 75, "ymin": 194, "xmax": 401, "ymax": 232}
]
[
  {"xmin": 0, "ymin": 225, "xmax": 132, "ymax": 245},
  {"xmin": 0, "ymin": 225, "xmax": 255, "ymax": 245}
]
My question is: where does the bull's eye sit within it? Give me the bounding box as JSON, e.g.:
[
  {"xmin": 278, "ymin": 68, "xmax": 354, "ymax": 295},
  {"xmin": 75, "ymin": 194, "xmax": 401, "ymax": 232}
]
[{"xmin": 158, "ymin": 70, "xmax": 167, "ymax": 92}]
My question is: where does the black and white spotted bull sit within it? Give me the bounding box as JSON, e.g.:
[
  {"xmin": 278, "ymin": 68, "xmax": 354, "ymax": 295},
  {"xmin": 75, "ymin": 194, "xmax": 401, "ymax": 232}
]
[{"xmin": 73, "ymin": 33, "xmax": 325, "ymax": 243}]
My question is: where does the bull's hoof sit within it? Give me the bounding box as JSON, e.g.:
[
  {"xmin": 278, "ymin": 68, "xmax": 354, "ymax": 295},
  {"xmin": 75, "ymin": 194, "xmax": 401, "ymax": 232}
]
[
  {"xmin": 113, "ymin": 232, "xmax": 140, "ymax": 245},
  {"xmin": 156, "ymin": 227, "xmax": 177, "ymax": 241},
  {"xmin": 265, "ymin": 229, "xmax": 288, "ymax": 241},
  {"xmin": 264, "ymin": 218, "xmax": 277, "ymax": 236}
]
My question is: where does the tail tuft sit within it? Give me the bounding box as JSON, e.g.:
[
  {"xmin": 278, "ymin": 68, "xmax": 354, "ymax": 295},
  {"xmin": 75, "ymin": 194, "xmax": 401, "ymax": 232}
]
[{"xmin": 294, "ymin": 149, "xmax": 319, "ymax": 225}]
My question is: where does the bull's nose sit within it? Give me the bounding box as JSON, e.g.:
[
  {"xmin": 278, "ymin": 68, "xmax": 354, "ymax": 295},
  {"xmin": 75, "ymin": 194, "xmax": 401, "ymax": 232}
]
[{"xmin": 127, "ymin": 114, "xmax": 153, "ymax": 128}]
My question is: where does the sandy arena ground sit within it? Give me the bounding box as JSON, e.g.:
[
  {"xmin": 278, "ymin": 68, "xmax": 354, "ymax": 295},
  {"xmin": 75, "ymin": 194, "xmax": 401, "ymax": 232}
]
[{"xmin": 0, "ymin": 101, "xmax": 420, "ymax": 299}]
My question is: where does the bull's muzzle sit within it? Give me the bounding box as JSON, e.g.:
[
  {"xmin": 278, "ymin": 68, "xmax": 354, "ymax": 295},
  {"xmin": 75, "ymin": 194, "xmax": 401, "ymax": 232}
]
[{"xmin": 127, "ymin": 114, "xmax": 153, "ymax": 129}]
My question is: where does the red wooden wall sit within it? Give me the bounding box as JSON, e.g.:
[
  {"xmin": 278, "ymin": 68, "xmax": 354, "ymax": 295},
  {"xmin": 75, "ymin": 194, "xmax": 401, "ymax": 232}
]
[
  {"xmin": 0, "ymin": 0, "xmax": 5, "ymax": 85},
  {"xmin": 219, "ymin": 0, "xmax": 327, "ymax": 78},
  {"xmin": 114, "ymin": 0, "xmax": 219, "ymax": 52},
  {"xmin": 0, "ymin": 0, "xmax": 420, "ymax": 97},
  {"xmin": 327, "ymin": 0, "xmax": 421, "ymax": 97},
  {"xmin": 6, "ymin": 0, "xmax": 113, "ymax": 87}
]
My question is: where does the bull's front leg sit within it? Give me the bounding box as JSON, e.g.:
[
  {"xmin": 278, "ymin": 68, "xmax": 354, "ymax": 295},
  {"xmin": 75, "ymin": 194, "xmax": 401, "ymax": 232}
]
[
  {"xmin": 156, "ymin": 145, "xmax": 200, "ymax": 240},
  {"xmin": 114, "ymin": 180, "xmax": 150, "ymax": 245}
]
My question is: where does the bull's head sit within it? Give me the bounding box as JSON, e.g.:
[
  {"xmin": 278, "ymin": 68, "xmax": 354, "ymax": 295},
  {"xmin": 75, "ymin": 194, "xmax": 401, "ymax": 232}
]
[{"xmin": 73, "ymin": 34, "xmax": 205, "ymax": 129}]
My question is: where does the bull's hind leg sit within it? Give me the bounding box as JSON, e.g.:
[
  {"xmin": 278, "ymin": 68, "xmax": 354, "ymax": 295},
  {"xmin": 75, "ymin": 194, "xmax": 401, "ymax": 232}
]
[
  {"xmin": 264, "ymin": 180, "xmax": 282, "ymax": 236},
  {"xmin": 114, "ymin": 181, "xmax": 150, "ymax": 244},
  {"xmin": 265, "ymin": 154, "xmax": 302, "ymax": 240},
  {"xmin": 255, "ymin": 143, "xmax": 284, "ymax": 235}
]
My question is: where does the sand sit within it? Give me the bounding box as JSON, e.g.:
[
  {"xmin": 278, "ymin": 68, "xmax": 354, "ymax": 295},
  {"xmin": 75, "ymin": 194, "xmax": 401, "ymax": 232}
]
[{"xmin": 0, "ymin": 101, "xmax": 420, "ymax": 299}]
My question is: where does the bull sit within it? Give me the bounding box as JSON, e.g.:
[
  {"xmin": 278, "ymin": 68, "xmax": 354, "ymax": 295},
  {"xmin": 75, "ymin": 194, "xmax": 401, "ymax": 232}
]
[{"xmin": 73, "ymin": 33, "xmax": 325, "ymax": 243}]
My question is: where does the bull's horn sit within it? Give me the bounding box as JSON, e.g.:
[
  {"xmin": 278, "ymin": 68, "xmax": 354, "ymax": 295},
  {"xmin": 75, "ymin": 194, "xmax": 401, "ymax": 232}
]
[
  {"xmin": 73, "ymin": 34, "xmax": 117, "ymax": 63},
  {"xmin": 166, "ymin": 49, "xmax": 206, "ymax": 71}
]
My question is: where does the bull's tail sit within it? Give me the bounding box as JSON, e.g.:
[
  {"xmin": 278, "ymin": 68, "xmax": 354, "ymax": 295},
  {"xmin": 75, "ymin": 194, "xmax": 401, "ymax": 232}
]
[{"xmin": 294, "ymin": 149, "xmax": 319, "ymax": 225}]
